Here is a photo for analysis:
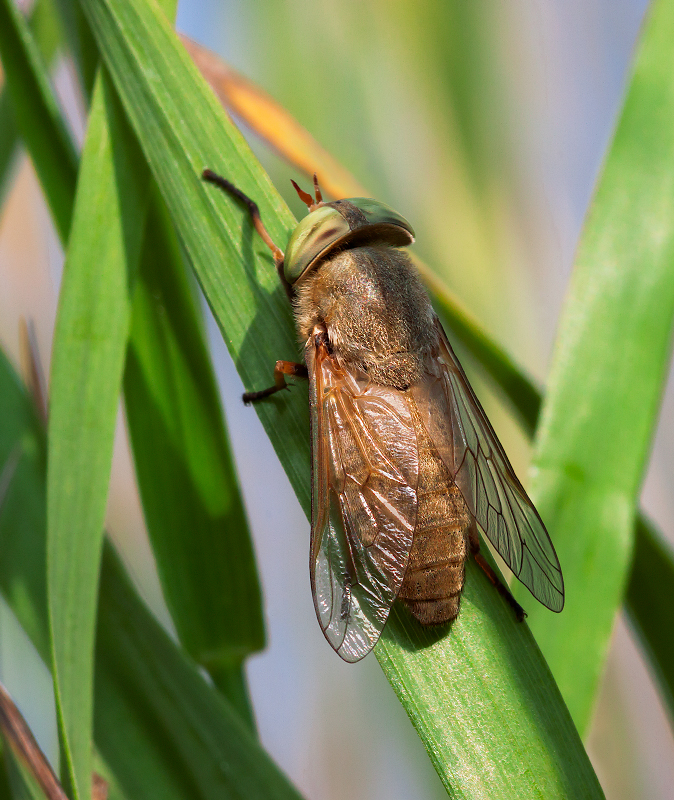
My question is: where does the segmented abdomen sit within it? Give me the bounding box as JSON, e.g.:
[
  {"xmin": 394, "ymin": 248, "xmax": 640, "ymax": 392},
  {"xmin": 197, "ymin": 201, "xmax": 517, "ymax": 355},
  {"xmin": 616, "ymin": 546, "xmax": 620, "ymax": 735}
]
[{"xmin": 398, "ymin": 397, "xmax": 471, "ymax": 625}]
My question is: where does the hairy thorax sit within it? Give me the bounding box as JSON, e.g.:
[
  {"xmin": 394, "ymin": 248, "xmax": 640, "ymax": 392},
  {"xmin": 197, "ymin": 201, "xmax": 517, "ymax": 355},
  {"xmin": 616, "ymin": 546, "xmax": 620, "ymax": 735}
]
[{"xmin": 293, "ymin": 246, "xmax": 438, "ymax": 389}]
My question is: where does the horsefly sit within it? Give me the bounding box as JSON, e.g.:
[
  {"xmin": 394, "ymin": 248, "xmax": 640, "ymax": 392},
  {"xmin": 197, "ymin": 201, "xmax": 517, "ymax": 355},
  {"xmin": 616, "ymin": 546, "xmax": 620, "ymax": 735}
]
[{"xmin": 203, "ymin": 169, "xmax": 564, "ymax": 662}]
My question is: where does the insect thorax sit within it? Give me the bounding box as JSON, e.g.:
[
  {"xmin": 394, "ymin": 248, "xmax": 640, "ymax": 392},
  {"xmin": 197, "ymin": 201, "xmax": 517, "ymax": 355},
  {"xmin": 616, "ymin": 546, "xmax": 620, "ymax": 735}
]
[{"xmin": 293, "ymin": 246, "xmax": 437, "ymax": 389}]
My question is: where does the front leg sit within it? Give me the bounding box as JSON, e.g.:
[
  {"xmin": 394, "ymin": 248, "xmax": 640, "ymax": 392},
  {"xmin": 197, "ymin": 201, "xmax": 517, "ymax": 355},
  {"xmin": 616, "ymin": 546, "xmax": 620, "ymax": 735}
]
[
  {"xmin": 202, "ymin": 169, "xmax": 294, "ymax": 299},
  {"xmin": 243, "ymin": 361, "xmax": 309, "ymax": 404}
]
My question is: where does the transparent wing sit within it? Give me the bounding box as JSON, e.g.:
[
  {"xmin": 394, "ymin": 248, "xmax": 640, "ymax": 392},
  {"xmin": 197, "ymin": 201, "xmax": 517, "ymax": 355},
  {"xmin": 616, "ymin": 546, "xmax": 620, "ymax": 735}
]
[
  {"xmin": 411, "ymin": 318, "xmax": 564, "ymax": 612},
  {"xmin": 307, "ymin": 337, "xmax": 419, "ymax": 662}
]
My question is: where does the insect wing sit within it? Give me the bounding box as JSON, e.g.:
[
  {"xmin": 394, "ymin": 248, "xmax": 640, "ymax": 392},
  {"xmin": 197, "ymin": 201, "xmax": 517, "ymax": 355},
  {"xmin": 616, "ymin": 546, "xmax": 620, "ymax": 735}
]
[
  {"xmin": 307, "ymin": 340, "xmax": 419, "ymax": 662},
  {"xmin": 412, "ymin": 319, "xmax": 564, "ymax": 612}
]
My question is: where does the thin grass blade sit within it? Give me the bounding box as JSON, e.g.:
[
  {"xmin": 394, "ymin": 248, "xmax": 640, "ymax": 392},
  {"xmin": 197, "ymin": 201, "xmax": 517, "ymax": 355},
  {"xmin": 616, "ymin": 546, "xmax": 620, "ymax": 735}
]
[
  {"xmin": 47, "ymin": 69, "xmax": 149, "ymax": 800},
  {"xmin": 95, "ymin": 542, "xmax": 300, "ymax": 800},
  {"xmin": 518, "ymin": 0, "xmax": 674, "ymax": 732},
  {"xmin": 626, "ymin": 518, "xmax": 674, "ymax": 721},
  {"xmin": 0, "ymin": 0, "xmax": 63, "ymax": 205},
  {"xmin": 124, "ymin": 191, "xmax": 264, "ymax": 722},
  {"xmin": 0, "ymin": 0, "xmax": 77, "ymax": 242},
  {"xmin": 52, "ymin": 0, "xmax": 99, "ymax": 99},
  {"xmin": 0, "ymin": 346, "xmax": 306, "ymax": 800}
]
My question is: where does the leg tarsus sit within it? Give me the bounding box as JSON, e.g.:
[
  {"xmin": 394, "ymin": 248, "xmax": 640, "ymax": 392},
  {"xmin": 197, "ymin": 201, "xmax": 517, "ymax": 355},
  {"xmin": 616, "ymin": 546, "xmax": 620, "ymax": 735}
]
[{"xmin": 243, "ymin": 361, "xmax": 308, "ymax": 404}]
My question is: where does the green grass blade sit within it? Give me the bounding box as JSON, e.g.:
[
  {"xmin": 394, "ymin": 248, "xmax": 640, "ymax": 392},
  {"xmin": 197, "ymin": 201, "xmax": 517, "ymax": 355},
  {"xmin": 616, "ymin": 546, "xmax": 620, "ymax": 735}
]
[
  {"xmin": 0, "ymin": 0, "xmax": 77, "ymax": 242},
  {"xmin": 517, "ymin": 0, "xmax": 674, "ymax": 733},
  {"xmin": 47, "ymin": 70, "xmax": 149, "ymax": 800},
  {"xmin": 0, "ymin": 85, "xmax": 20, "ymax": 207},
  {"xmin": 79, "ymin": 0, "xmax": 307, "ymax": 499},
  {"xmin": 113, "ymin": 0, "xmax": 264, "ymax": 719},
  {"xmin": 0, "ymin": 347, "xmax": 305, "ymax": 800},
  {"xmin": 52, "ymin": 0, "xmax": 99, "ymax": 99},
  {"xmin": 95, "ymin": 542, "xmax": 300, "ymax": 800},
  {"xmin": 0, "ymin": 742, "xmax": 14, "ymax": 800},
  {"xmin": 626, "ymin": 518, "xmax": 674, "ymax": 721},
  {"xmin": 0, "ymin": 0, "xmax": 64, "ymax": 205},
  {"xmin": 124, "ymin": 191, "xmax": 264, "ymax": 718},
  {"xmin": 0, "ymin": 365, "xmax": 49, "ymax": 663},
  {"xmin": 79, "ymin": 0, "xmax": 603, "ymax": 794},
  {"xmin": 376, "ymin": 563, "xmax": 603, "ymax": 797}
]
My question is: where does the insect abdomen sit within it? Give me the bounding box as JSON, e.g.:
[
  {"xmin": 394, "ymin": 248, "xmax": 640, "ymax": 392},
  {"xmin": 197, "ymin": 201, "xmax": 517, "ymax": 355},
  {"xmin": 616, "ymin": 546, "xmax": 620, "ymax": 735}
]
[{"xmin": 398, "ymin": 400, "xmax": 471, "ymax": 625}]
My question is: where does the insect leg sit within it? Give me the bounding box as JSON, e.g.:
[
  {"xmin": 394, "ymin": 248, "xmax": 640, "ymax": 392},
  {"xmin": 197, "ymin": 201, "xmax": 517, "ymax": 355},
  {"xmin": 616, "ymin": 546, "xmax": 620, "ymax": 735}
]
[
  {"xmin": 243, "ymin": 360, "xmax": 308, "ymax": 404},
  {"xmin": 468, "ymin": 526, "xmax": 526, "ymax": 621},
  {"xmin": 201, "ymin": 169, "xmax": 293, "ymax": 298}
]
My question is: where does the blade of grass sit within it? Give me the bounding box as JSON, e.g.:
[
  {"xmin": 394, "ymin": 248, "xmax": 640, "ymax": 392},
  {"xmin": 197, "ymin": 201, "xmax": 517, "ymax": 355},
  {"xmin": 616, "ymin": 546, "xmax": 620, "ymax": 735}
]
[
  {"xmin": 47, "ymin": 68, "xmax": 150, "ymax": 800},
  {"xmin": 625, "ymin": 518, "xmax": 674, "ymax": 720},
  {"xmin": 516, "ymin": 0, "xmax": 674, "ymax": 733},
  {"xmin": 89, "ymin": 0, "xmax": 265, "ymax": 720},
  {"xmin": 0, "ymin": 743, "xmax": 14, "ymax": 800},
  {"xmin": 0, "ymin": 347, "xmax": 305, "ymax": 800},
  {"xmin": 0, "ymin": 0, "xmax": 77, "ymax": 242},
  {"xmin": 79, "ymin": 1, "xmax": 603, "ymax": 795},
  {"xmin": 52, "ymin": 0, "xmax": 98, "ymax": 99},
  {"xmin": 0, "ymin": 89, "xmax": 19, "ymax": 208},
  {"xmin": 95, "ymin": 541, "xmax": 299, "ymax": 800},
  {"xmin": 124, "ymin": 189, "xmax": 264, "ymax": 723},
  {"xmin": 0, "ymin": 0, "xmax": 63, "ymax": 205}
]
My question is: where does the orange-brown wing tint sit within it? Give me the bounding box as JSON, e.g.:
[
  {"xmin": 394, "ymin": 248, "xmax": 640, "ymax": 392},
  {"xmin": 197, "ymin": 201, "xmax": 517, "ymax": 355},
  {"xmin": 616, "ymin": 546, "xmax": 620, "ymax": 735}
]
[
  {"xmin": 412, "ymin": 319, "xmax": 564, "ymax": 612},
  {"xmin": 307, "ymin": 336, "xmax": 419, "ymax": 662}
]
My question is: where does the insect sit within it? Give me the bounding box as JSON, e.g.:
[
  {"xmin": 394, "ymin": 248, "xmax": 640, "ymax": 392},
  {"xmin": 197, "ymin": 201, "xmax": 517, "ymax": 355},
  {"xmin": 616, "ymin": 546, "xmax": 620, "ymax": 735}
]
[{"xmin": 203, "ymin": 169, "xmax": 564, "ymax": 662}]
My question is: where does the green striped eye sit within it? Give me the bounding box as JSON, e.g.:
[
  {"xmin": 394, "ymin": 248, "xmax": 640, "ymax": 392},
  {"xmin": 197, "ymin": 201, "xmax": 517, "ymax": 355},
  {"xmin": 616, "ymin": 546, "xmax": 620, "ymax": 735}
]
[{"xmin": 284, "ymin": 198, "xmax": 415, "ymax": 284}]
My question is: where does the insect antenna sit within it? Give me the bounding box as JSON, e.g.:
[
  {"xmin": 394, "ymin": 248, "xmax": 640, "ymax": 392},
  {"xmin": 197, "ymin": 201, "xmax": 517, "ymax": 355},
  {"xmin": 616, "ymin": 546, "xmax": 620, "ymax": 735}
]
[
  {"xmin": 291, "ymin": 174, "xmax": 325, "ymax": 212},
  {"xmin": 290, "ymin": 179, "xmax": 313, "ymax": 208},
  {"xmin": 313, "ymin": 174, "xmax": 323, "ymax": 204}
]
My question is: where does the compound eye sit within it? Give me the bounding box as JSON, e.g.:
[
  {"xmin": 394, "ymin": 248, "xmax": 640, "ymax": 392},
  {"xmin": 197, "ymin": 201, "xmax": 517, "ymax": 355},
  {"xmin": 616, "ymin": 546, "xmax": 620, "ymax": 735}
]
[{"xmin": 284, "ymin": 197, "xmax": 414, "ymax": 285}]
